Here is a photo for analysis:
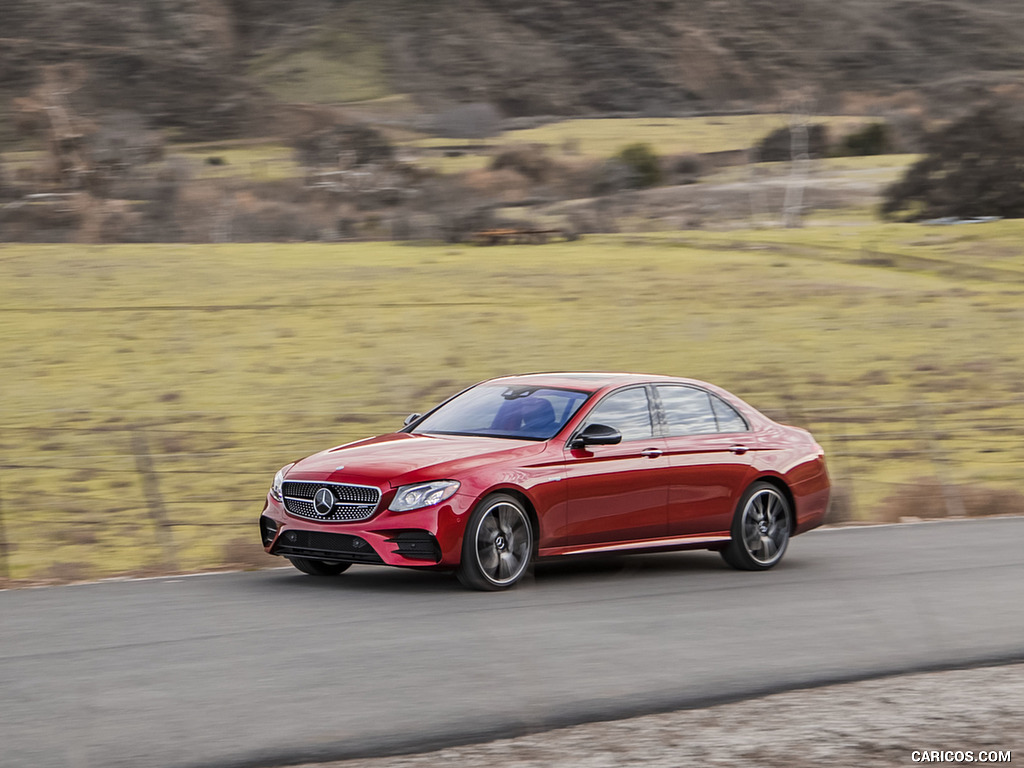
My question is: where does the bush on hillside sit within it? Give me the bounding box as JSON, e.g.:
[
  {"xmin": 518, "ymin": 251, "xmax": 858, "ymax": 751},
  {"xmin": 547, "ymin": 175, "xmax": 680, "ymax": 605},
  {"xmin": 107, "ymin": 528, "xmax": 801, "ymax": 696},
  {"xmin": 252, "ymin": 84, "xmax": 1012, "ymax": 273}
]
[
  {"xmin": 836, "ymin": 122, "xmax": 890, "ymax": 156},
  {"xmin": 292, "ymin": 124, "xmax": 393, "ymax": 168},
  {"xmin": 614, "ymin": 142, "xmax": 662, "ymax": 188},
  {"xmin": 881, "ymin": 105, "xmax": 1024, "ymax": 221},
  {"xmin": 755, "ymin": 123, "xmax": 830, "ymax": 162},
  {"xmin": 490, "ymin": 145, "xmax": 555, "ymax": 183}
]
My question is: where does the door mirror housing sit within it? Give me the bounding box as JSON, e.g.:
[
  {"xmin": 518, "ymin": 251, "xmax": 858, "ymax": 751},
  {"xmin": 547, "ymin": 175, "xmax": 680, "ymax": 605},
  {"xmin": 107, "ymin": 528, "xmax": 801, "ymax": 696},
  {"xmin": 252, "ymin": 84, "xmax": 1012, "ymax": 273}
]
[
  {"xmin": 403, "ymin": 413, "xmax": 422, "ymax": 427},
  {"xmin": 570, "ymin": 423, "xmax": 622, "ymax": 449}
]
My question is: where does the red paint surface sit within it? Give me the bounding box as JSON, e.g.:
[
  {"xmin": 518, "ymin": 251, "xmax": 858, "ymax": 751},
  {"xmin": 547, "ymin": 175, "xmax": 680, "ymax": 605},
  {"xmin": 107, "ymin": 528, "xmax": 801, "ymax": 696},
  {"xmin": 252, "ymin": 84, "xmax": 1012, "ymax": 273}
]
[{"xmin": 261, "ymin": 373, "xmax": 830, "ymax": 570}]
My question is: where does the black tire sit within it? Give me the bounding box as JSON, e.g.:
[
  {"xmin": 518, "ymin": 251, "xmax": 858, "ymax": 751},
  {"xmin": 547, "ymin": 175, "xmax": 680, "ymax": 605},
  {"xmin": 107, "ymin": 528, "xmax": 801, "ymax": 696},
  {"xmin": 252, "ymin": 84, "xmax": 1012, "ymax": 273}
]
[
  {"xmin": 720, "ymin": 482, "xmax": 791, "ymax": 571},
  {"xmin": 288, "ymin": 557, "xmax": 352, "ymax": 576},
  {"xmin": 456, "ymin": 493, "xmax": 534, "ymax": 591}
]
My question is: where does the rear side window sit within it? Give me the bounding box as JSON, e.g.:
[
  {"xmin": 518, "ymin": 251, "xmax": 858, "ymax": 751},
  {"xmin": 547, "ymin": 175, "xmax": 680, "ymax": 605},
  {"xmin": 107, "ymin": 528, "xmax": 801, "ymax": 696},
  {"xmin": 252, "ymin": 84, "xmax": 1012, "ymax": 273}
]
[
  {"xmin": 655, "ymin": 386, "xmax": 718, "ymax": 436},
  {"xmin": 584, "ymin": 387, "xmax": 654, "ymax": 441},
  {"xmin": 711, "ymin": 396, "xmax": 749, "ymax": 432}
]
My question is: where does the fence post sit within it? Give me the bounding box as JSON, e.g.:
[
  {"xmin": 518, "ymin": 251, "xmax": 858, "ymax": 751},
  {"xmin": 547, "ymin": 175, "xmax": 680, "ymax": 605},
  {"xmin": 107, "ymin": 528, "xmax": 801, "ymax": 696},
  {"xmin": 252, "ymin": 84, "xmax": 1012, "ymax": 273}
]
[{"xmin": 131, "ymin": 428, "xmax": 178, "ymax": 571}]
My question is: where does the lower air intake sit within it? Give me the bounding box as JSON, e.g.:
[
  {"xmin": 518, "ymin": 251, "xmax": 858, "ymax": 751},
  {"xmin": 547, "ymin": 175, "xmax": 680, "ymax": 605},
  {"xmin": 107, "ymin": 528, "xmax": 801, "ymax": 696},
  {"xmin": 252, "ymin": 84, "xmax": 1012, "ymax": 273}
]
[{"xmin": 272, "ymin": 530, "xmax": 384, "ymax": 564}]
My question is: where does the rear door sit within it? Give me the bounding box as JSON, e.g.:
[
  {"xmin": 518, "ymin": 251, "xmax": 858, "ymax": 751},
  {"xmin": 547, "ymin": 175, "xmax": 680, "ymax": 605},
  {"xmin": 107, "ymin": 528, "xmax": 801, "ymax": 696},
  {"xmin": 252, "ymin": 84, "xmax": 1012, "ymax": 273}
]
[
  {"xmin": 563, "ymin": 386, "xmax": 669, "ymax": 545},
  {"xmin": 654, "ymin": 385, "xmax": 757, "ymax": 537}
]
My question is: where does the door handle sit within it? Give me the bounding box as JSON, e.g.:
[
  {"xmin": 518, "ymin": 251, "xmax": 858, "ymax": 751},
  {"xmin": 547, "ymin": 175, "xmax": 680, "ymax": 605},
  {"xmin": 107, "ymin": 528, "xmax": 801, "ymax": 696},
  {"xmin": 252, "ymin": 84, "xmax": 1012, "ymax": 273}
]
[
  {"xmin": 641, "ymin": 448, "xmax": 663, "ymax": 459},
  {"xmin": 729, "ymin": 444, "xmax": 749, "ymax": 455}
]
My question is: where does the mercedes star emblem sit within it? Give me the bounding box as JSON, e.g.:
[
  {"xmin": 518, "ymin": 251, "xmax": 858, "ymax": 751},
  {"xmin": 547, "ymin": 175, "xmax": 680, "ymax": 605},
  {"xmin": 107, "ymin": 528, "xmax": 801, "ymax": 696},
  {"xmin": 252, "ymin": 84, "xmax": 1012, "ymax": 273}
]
[{"xmin": 313, "ymin": 487, "xmax": 336, "ymax": 516}]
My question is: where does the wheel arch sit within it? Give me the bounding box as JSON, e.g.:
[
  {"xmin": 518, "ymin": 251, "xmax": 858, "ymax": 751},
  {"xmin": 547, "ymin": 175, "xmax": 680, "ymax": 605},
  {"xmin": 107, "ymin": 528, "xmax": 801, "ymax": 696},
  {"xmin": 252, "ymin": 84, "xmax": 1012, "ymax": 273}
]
[
  {"xmin": 752, "ymin": 475, "xmax": 796, "ymax": 529},
  {"xmin": 483, "ymin": 486, "xmax": 540, "ymax": 554}
]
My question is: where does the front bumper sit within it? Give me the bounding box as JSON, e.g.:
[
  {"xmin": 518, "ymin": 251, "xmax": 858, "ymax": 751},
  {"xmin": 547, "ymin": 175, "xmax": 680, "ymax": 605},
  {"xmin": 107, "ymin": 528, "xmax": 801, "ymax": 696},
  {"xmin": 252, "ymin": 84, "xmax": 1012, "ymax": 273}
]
[{"xmin": 260, "ymin": 491, "xmax": 474, "ymax": 568}]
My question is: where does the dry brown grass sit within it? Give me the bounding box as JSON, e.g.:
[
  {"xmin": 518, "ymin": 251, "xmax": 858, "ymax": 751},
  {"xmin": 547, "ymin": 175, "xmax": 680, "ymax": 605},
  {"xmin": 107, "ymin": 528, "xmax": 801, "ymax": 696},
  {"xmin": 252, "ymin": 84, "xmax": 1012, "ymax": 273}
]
[
  {"xmin": 874, "ymin": 478, "xmax": 1024, "ymax": 523},
  {"xmin": 219, "ymin": 537, "xmax": 277, "ymax": 570}
]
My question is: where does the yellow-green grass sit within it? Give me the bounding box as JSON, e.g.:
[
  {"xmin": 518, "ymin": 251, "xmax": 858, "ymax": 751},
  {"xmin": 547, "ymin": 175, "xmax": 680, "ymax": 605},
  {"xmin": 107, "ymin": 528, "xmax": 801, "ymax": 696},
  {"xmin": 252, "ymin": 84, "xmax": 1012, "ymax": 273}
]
[
  {"xmin": 248, "ymin": 24, "xmax": 391, "ymax": 104},
  {"xmin": 1, "ymin": 148, "xmax": 46, "ymax": 175},
  {"xmin": 414, "ymin": 154, "xmax": 492, "ymax": 175},
  {"xmin": 704, "ymin": 154, "xmax": 920, "ymax": 187},
  {"xmin": 411, "ymin": 115, "xmax": 873, "ymax": 158},
  {"xmin": 2, "ymin": 225, "xmax": 1023, "ymax": 582},
  {"xmin": 174, "ymin": 144, "xmax": 303, "ymax": 181},
  {"xmin": 652, "ymin": 217, "xmax": 1024, "ymax": 278}
]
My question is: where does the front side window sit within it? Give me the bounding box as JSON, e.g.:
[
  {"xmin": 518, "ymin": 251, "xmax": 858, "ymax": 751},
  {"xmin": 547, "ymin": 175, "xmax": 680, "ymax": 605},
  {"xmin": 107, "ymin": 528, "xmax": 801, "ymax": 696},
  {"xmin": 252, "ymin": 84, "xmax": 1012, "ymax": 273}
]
[
  {"xmin": 655, "ymin": 386, "xmax": 718, "ymax": 436},
  {"xmin": 583, "ymin": 387, "xmax": 654, "ymax": 442},
  {"xmin": 414, "ymin": 385, "xmax": 589, "ymax": 440}
]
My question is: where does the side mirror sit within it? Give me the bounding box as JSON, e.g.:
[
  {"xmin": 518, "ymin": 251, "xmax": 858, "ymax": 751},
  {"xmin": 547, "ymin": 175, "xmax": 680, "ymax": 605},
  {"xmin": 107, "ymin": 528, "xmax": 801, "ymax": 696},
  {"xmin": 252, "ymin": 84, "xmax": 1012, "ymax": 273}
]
[
  {"xmin": 569, "ymin": 423, "xmax": 622, "ymax": 449},
  {"xmin": 403, "ymin": 413, "xmax": 422, "ymax": 427}
]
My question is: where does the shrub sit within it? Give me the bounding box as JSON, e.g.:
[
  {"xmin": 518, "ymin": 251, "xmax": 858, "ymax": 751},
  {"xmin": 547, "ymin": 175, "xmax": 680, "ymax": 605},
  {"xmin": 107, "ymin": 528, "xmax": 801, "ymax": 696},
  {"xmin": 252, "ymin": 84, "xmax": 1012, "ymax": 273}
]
[
  {"xmin": 292, "ymin": 124, "xmax": 393, "ymax": 168},
  {"xmin": 490, "ymin": 145, "xmax": 554, "ymax": 183},
  {"xmin": 881, "ymin": 105, "xmax": 1024, "ymax": 221},
  {"xmin": 668, "ymin": 153, "xmax": 702, "ymax": 185},
  {"xmin": 836, "ymin": 122, "xmax": 890, "ymax": 156},
  {"xmin": 755, "ymin": 124, "xmax": 830, "ymax": 162},
  {"xmin": 589, "ymin": 158, "xmax": 633, "ymax": 196},
  {"xmin": 439, "ymin": 205, "xmax": 496, "ymax": 244},
  {"xmin": 614, "ymin": 142, "xmax": 663, "ymax": 188}
]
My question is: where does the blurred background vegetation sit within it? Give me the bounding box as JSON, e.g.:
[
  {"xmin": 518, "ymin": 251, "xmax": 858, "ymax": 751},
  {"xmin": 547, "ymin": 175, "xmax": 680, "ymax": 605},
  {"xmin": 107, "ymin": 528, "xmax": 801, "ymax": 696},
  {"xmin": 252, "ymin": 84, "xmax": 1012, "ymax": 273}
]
[{"xmin": 2, "ymin": 0, "xmax": 1024, "ymax": 583}]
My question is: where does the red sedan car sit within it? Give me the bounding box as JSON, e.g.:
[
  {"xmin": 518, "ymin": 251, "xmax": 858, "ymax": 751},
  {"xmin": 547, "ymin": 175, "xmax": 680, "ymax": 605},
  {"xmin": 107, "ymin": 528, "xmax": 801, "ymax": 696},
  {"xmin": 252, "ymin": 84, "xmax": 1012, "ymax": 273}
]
[{"xmin": 260, "ymin": 373, "xmax": 830, "ymax": 590}]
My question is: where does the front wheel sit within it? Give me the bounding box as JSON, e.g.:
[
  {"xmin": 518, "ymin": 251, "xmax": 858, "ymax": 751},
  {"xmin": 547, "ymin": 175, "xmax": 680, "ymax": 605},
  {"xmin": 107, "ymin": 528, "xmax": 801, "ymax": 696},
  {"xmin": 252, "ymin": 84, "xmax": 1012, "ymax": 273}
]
[
  {"xmin": 288, "ymin": 557, "xmax": 352, "ymax": 576},
  {"xmin": 457, "ymin": 494, "xmax": 534, "ymax": 591},
  {"xmin": 721, "ymin": 482, "xmax": 791, "ymax": 571}
]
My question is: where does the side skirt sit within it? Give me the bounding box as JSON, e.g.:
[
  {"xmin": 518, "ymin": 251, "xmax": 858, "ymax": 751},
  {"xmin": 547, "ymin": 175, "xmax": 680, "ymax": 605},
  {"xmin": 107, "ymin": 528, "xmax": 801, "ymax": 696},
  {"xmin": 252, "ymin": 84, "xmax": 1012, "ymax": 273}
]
[{"xmin": 539, "ymin": 533, "xmax": 731, "ymax": 558}]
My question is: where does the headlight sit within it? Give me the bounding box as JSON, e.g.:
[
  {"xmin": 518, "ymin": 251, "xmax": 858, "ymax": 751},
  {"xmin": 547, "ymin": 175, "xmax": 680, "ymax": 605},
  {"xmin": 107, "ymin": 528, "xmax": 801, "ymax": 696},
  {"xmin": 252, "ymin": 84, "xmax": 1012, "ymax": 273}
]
[
  {"xmin": 270, "ymin": 463, "xmax": 294, "ymax": 502},
  {"xmin": 389, "ymin": 480, "xmax": 460, "ymax": 512}
]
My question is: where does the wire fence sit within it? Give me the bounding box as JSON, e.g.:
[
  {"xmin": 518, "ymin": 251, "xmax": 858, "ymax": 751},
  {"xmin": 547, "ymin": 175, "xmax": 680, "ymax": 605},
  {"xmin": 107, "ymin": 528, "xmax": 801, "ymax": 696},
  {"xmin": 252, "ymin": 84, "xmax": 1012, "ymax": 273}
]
[{"xmin": 2, "ymin": 398, "xmax": 1023, "ymax": 582}]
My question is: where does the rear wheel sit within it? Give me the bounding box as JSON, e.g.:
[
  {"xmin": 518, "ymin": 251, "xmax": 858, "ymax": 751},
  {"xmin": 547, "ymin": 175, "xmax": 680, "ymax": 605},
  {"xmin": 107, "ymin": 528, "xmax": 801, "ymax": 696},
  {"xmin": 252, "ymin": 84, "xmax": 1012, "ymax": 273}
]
[
  {"xmin": 288, "ymin": 557, "xmax": 352, "ymax": 576},
  {"xmin": 721, "ymin": 482, "xmax": 791, "ymax": 571},
  {"xmin": 456, "ymin": 494, "xmax": 534, "ymax": 591}
]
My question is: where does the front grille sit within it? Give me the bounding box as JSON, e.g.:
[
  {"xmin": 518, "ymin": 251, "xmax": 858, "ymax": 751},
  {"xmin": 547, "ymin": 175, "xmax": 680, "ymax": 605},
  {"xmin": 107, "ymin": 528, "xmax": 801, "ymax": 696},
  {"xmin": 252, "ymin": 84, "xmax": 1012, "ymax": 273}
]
[
  {"xmin": 272, "ymin": 530, "xmax": 384, "ymax": 564},
  {"xmin": 282, "ymin": 480, "xmax": 381, "ymax": 522}
]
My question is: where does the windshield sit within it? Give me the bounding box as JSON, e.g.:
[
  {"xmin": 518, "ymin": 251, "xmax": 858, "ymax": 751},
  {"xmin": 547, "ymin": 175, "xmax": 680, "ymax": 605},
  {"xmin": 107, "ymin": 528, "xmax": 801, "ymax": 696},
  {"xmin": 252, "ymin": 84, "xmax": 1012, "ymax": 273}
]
[{"xmin": 413, "ymin": 385, "xmax": 590, "ymax": 440}]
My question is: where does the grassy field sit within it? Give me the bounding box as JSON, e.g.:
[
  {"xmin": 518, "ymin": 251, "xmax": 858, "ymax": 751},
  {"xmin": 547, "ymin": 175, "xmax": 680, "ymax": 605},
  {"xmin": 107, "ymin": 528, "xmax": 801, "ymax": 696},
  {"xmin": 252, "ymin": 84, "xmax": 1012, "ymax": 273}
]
[
  {"xmin": 414, "ymin": 115, "xmax": 872, "ymax": 155},
  {"xmin": 0, "ymin": 114, "xmax": 891, "ymax": 183},
  {"xmin": 411, "ymin": 115, "xmax": 877, "ymax": 173},
  {"xmin": 248, "ymin": 12, "xmax": 392, "ymax": 105},
  {"xmin": 2, "ymin": 223, "xmax": 1023, "ymax": 582},
  {"xmin": 174, "ymin": 142, "xmax": 303, "ymax": 181}
]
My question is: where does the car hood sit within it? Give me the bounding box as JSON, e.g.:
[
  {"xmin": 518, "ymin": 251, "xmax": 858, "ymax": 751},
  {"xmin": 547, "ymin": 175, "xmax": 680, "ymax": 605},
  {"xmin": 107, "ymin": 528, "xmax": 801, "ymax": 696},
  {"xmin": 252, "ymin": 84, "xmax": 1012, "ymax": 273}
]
[{"xmin": 285, "ymin": 432, "xmax": 548, "ymax": 487}]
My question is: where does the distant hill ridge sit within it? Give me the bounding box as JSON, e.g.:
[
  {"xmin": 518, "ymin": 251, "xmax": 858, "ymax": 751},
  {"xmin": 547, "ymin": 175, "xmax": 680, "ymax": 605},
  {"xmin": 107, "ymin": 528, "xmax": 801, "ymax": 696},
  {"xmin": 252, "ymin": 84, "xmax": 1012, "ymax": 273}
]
[{"xmin": 3, "ymin": 0, "xmax": 1023, "ymax": 138}]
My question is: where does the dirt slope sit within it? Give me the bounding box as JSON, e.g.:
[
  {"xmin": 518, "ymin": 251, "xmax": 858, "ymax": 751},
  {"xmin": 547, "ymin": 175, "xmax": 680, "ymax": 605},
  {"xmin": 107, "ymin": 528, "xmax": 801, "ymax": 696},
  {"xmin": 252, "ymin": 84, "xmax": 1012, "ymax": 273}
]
[{"xmin": 2, "ymin": 0, "xmax": 1023, "ymax": 137}]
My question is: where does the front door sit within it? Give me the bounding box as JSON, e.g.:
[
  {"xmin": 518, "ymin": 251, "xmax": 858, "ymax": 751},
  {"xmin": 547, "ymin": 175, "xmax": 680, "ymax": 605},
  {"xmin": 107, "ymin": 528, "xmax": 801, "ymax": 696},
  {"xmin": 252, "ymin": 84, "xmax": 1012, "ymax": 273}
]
[{"xmin": 564, "ymin": 386, "xmax": 669, "ymax": 545}]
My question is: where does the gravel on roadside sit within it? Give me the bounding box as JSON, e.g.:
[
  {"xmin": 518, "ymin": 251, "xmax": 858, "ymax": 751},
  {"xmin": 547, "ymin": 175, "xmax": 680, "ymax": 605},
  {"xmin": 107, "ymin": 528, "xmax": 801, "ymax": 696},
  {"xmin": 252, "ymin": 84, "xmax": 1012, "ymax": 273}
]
[{"xmin": 293, "ymin": 664, "xmax": 1023, "ymax": 768}]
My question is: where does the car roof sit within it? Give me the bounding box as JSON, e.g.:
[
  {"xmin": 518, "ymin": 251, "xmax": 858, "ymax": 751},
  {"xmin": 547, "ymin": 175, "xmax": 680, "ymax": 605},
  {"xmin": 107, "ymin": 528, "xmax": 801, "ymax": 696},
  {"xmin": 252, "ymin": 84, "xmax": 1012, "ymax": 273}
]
[{"xmin": 481, "ymin": 372, "xmax": 713, "ymax": 394}]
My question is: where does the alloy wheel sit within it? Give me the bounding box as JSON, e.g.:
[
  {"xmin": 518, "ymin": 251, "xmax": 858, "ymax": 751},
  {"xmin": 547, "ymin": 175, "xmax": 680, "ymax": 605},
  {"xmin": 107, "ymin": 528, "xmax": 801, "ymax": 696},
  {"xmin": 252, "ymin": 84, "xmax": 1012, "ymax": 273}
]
[
  {"xmin": 473, "ymin": 500, "xmax": 532, "ymax": 586},
  {"xmin": 740, "ymin": 487, "xmax": 790, "ymax": 566}
]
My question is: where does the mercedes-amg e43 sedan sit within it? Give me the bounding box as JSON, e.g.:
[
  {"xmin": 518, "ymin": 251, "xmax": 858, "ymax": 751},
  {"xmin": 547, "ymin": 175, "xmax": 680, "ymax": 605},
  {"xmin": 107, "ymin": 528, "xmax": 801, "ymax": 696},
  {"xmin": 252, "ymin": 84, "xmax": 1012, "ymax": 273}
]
[{"xmin": 260, "ymin": 373, "xmax": 830, "ymax": 590}]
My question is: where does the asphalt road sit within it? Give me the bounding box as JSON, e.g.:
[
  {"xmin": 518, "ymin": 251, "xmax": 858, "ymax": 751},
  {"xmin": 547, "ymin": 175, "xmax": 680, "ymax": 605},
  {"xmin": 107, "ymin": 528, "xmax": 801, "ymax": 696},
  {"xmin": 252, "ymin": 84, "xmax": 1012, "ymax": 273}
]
[{"xmin": 3, "ymin": 518, "xmax": 1024, "ymax": 768}]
